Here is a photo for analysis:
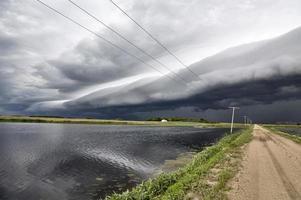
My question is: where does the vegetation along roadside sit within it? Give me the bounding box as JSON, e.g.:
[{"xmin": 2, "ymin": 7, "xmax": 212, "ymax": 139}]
[{"xmin": 263, "ymin": 125, "xmax": 301, "ymax": 144}]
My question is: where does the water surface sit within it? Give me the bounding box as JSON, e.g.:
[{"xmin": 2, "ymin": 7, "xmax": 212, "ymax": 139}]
[
  {"xmin": 0, "ymin": 123, "xmax": 234, "ymax": 200},
  {"xmin": 279, "ymin": 127, "xmax": 301, "ymax": 136}
]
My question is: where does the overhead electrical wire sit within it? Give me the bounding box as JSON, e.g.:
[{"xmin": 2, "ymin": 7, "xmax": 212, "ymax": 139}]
[
  {"xmin": 35, "ymin": 0, "xmax": 187, "ymax": 86},
  {"xmin": 67, "ymin": 0, "xmax": 189, "ymax": 84},
  {"xmin": 109, "ymin": 0, "xmax": 200, "ymax": 79}
]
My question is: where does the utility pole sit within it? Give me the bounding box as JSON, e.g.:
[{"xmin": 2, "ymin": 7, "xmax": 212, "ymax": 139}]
[
  {"xmin": 244, "ymin": 116, "xmax": 247, "ymax": 126},
  {"xmin": 229, "ymin": 107, "xmax": 239, "ymax": 133}
]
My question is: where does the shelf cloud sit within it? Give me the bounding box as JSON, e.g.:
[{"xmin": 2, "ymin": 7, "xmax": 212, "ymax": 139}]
[{"xmin": 0, "ymin": 0, "xmax": 301, "ymax": 122}]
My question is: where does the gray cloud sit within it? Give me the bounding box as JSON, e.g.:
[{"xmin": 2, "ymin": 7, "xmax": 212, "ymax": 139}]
[
  {"xmin": 0, "ymin": 0, "xmax": 301, "ymax": 122},
  {"xmin": 25, "ymin": 27, "xmax": 301, "ymax": 123},
  {"xmin": 0, "ymin": 33, "xmax": 18, "ymax": 55},
  {"xmin": 57, "ymin": 27, "xmax": 301, "ymax": 109},
  {"xmin": 36, "ymin": 37, "xmax": 156, "ymax": 93}
]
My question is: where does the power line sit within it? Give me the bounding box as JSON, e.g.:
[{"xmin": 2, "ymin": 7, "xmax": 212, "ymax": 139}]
[
  {"xmin": 109, "ymin": 0, "xmax": 200, "ymax": 79},
  {"xmin": 35, "ymin": 0, "xmax": 186, "ymax": 86},
  {"xmin": 67, "ymin": 0, "xmax": 189, "ymax": 84}
]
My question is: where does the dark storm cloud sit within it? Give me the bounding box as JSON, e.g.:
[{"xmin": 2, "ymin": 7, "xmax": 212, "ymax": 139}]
[
  {"xmin": 36, "ymin": 37, "xmax": 155, "ymax": 93},
  {"xmin": 57, "ymin": 74, "xmax": 301, "ymax": 119},
  {"xmin": 1, "ymin": 0, "xmax": 301, "ymax": 122},
  {"xmin": 59, "ymin": 27, "xmax": 301, "ymax": 108},
  {"xmin": 0, "ymin": 33, "xmax": 25, "ymax": 108},
  {"xmin": 33, "ymin": 26, "xmax": 300, "ymax": 122},
  {"xmin": 0, "ymin": 31, "xmax": 61, "ymax": 112}
]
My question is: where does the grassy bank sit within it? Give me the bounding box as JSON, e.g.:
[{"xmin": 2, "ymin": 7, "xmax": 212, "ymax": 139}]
[
  {"xmin": 263, "ymin": 125, "xmax": 301, "ymax": 144},
  {"xmin": 261, "ymin": 124, "xmax": 301, "ymax": 128},
  {"xmin": 104, "ymin": 127, "xmax": 253, "ymax": 200},
  {"xmin": 0, "ymin": 115, "xmax": 247, "ymax": 128}
]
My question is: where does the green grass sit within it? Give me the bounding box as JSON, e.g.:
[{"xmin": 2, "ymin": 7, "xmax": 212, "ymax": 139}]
[
  {"xmin": 0, "ymin": 115, "xmax": 248, "ymax": 128},
  {"xmin": 104, "ymin": 126, "xmax": 253, "ymax": 200},
  {"xmin": 263, "ymin": 126, "xmax": 301, "ymax": 144}
]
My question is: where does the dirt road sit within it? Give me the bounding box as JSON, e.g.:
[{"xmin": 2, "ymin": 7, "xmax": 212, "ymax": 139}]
[{"xmin": 228, "ymin": 125, "xmax": 301, "ymax": 200}]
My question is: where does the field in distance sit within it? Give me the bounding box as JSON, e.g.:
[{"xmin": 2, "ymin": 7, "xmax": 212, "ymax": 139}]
[{"xmin": 0, "ymin": 115, "xmax": 248, "ymax": 128}]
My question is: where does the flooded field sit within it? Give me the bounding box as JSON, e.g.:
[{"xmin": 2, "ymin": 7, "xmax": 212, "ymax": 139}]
[
  {"xmin": 278, "ymin": 127, "xmax": 301, "ymax": 136},
  {"xmin": 0, "ymin": 123, "xmax": 235, "ymax": 200}
]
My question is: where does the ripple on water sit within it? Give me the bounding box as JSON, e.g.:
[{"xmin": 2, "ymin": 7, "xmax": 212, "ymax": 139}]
[
  {"xmin": 279, "ymin": 128, "xmax": 301, "ymax": 136},
  {"xmin": 0, "ymin": 123, "xmax": 235, "ymax": 200}
]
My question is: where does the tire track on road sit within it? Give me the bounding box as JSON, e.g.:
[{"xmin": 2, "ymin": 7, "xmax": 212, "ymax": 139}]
[
  {"xmin": 263, "ymin": 140, "xmax": 301, "ymax": 200},
  {"xmin": 228, "ymin": 125, "xmax": 301, "ymax": 200}
]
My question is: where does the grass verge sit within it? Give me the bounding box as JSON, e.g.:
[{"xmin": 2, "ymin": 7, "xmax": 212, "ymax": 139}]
[
  {"xmin": 263, "ymin": 126, "xmax": 301, "ymax": 144},
  {"xmin": 261, "ymin": 124, "xmax": 301, "ymax": 128},
  {"xmin": 104, "ymin": 126, "xmax": 253, "ymax": 200}
]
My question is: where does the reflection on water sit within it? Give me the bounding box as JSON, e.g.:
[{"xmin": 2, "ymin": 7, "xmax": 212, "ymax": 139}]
[
  {"xmin": 279, "ymin": 128, "xmax": 301, "ymax": 136},
  {"xmin": 0, "ymin": 123, "xmax": 234, "ymax": 200}
]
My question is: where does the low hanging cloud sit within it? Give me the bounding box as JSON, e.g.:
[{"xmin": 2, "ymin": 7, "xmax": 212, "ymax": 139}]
[
  {"xmin": 63, "ymin": 27, "xmax": 301, "ymax": 107},
  {"xmin": 28, "ymin": 26, "xmax": 301, "ymax": 122},
  {"xmin": 36, "ymin": 37, "xmax": 161, "ymax": 94}
]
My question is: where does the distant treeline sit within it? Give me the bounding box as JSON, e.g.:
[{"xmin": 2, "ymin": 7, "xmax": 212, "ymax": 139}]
[
  {"xmin": 147, "ymin": 117, "xmax": 209, "ymax": 123},
  {"xmin": 29, "ymin": 115, "xmax": 67, "ymax": 118}
]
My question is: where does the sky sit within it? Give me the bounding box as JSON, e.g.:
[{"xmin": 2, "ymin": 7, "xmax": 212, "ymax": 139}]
[{"xmin": 0, "ymin": 0, "xmax": 301, "ymax": 123}]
